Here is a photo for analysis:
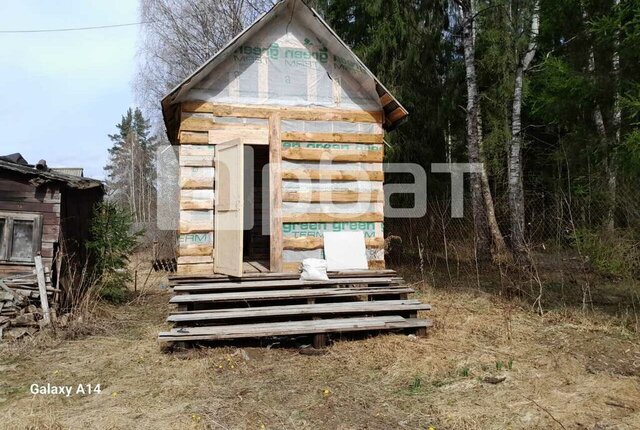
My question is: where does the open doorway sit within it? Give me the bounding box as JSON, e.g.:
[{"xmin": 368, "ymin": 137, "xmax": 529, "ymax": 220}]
[{"xmin": 243, "ymin": 144, "xmax": 270, "ymax": 271}]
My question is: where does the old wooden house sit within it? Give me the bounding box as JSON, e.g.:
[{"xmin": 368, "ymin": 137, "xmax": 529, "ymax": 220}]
[
  {"xmin": 163, "ymin": 0, "xmax": 408, "ymax": 278},
  {"xmin": 0, "ymin": 154, "xmax": 104, "ymax": 279}
]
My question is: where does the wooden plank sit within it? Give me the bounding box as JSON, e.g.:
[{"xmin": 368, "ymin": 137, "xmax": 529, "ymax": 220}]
[
  {"xmin": 180, "ymin": 116, "xmax": 216, "ymax": 132},
  {"xmin": 179, "ymin": 244, "xmax": 213, "ymax": 257},
  {"xmin": 269, "ymin": 113, "xmax": 283, "ymax": 273},
  {"xmin": 180, "ymin": 155, "xmax": 215, "ymax": 167},
  {"xmin": 380, "ymin": 93, "xmax": 394, "ymax": 106},
  {"xmin": 180, "ymin": 177, "xmax": 213, "ymax": 190},
  {"xmin": 181, "ymin": 101, "xmax": 383, "ymax": 123},
  {"xmin": 282, "ymin": 169, "xmax": 384, "ymax": 182},
  {"xmin": 388, "ymin": 107, "xmax": 407, "ymax": 123},
  {"xmin": 282, "ymin": 190, "xmax": 383, "ymax": 203},
  {"xmin": 168, "ymin": 269, "xmax": 397, "ymax": 284},
  {"xmin": 179, "ymin": 132, "xmax": 209, "ymax": 144},
  {"xmin": 247, "ymin": 261, "xmax": 269, "ymax": 273},
  {"xmin": 158, "ymin": 316, "xmax": 430, "ymax": 341},
  {"xmin": 282, "ymin": 132, "xmax": 383, "ymax": 144},
  {"xmin": 282, "ymin": 262, "xmax": 388, "ymax": 275},
  {"xmin": 179, "ymin": 145, "xmax": 216, "ymax": 157},
  {"xmin": 172, "ymin": 277, "xmax": 403, "ymax": 293},
  {"xmin": 282, "ymin": 148, "xmax": 383, "ymax": 163},
  {"xmin": 168, "ymin": 300, "xmax": 430, "ymax": 322},
  {"xmin": 208, "ymin": 126, "xmax": 269, "ymax": 145},
  {"xmin": 170, "ymin": 287, "xmax": 414, "ymax": 304},
  {"xmin": 34, "ymin": 255, "xmax": 51, "ymax": 325},
  {"xmin": 369, "ymin": 260, "xmax": 386, "ymax": 270},
  {"xmin": 283, "ymin": 236, "xmax": 385, "ymax": 251},
  {"xmin": 177, "ymin": 256, "xmax": 213, "ymax": 265},
  {"xmin": 179, "ymin": 221, "xmax": 213, "ymax": 234},
  {"xmin": 180, "ymin": 199, "xmax": 214, "ymax": 210},
  {"xmin": 0, "ymin": 201, "xmax": 60, "ymax": 214},
  {"xmin": 281, "ymin": 212, "xmax": 384, "ymax": 223},
  {"xmin": 243, "ymin": 262, "xmax": 259, "ymax": 274},
  {"xmin": 177, "ymin": 263, "xmax": 215, "ymax": 276}
]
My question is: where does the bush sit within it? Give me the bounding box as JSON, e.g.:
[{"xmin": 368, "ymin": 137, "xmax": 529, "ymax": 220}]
[
  {"xmin": 87, "ymin": 202, "xmax": 143, "ymax": 302},
  {"xmin": 572, "ymin": 228, "xmax": 640, "ymax": 278}
]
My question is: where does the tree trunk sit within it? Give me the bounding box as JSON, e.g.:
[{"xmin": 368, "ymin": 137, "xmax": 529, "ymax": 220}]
[
  {"xmin": 583, "ymin": 3, "xmax": 616, "ymax": 232},
  {"xmin": 459, "ymin": 1, "xmax": 491, "ymax": 258},
  {"xmin": 128, "ymin": 132, "xmax": 138, "ymax": 223},
  {"xmin": 509, "ymin": 0, "xmax": 540, "ymax": 253},
  {"xmin": 458, "ymin": 0, "xmax": 509, "ymax": 261},
  {"xmin": 607, "ymin": 0, "xmax": 621, "ymax": 233}
]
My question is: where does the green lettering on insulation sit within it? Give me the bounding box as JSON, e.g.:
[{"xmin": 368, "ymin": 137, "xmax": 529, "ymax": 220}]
[{"xmin": 179, "ymin": 233, "xmax": 212, "ymax": 245}]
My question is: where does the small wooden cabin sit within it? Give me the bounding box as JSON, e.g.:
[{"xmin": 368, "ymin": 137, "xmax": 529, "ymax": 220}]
[
  {"xmin": 0, "ymin": 154, "xmax": 104, "ymax": 278},
  {"xmin": 162, "ymin": 0, "xmax": 408, "ymax": 277}
]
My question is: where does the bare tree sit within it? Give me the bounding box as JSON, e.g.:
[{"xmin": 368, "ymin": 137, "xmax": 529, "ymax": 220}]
[
  {"xmin": 135, "ymin": 0, "xmax": 273, "ymax": 121},
  {"xmin": 508, "ymin": 0, "xmax": 540, "ymax": 254},
  {"xmin": 455, "ymin": 0, "xmax": 510, "ymax": 262}
]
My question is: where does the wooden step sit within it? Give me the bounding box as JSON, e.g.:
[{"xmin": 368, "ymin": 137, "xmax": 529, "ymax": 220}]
[
  {"xmin": 169, "ymin": 270, "xmax": 397, "ymax": 285},
  {"xmin": 169, "ymin": 287, "xmax": 414, "ymax": 304},
  {"xmin": 172, "ymin": 277, "xmax": 403, "ymax": 293},
  {"xmin": 168, "ymin": 300, "xmax": 431, "ymax": 323},
  {"xmin": 158, "ymin": 316, "xmax": 431, "ymax": 342}
]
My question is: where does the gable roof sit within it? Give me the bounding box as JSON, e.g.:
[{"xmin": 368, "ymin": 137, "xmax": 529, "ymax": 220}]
[{"xmin": 161, "ymin": 0, "xmax": 408, "ymax": 142}]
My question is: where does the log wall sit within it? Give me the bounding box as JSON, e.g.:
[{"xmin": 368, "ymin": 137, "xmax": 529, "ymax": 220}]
[{"xmin": 176, "ymin": 102, "xmax": 387, "ymax": 275}]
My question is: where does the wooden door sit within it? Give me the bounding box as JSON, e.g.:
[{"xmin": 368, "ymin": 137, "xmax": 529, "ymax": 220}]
[{"xmin": 214, "ymin": 139, "xmax": 244, "ymax": 277}]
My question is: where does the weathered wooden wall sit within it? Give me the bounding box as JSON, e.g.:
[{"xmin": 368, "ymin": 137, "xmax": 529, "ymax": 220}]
[
  {"xmin": 175, "ymin": 102, "xmax": 387, "ymax": 275},
  {"xmin": 0, "ymin": 172, "xmax": 61, "ymax": 275}
]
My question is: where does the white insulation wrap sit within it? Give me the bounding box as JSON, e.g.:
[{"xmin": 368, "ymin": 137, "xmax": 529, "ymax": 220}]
[
  {"xmin": 282, "ymin": 120, "xmax": 382, "ymax": 134},
  {"xmin": 282, "ymin": 202, "xmax": 383, "ymax": 214},
  {"xmin": 184, "ymin": 5, "xmax": 381, "ymax": 111},
  {"xmin": 283, "ymin": 249, "xmax": 324, "ymax": 262},
  {"xmin": 283, "ymin": 248, "xmax": 383, "ymax": 264},
  {"xmin": 281, "ymin": 161, "xmax": 382, "ymax": 171}
]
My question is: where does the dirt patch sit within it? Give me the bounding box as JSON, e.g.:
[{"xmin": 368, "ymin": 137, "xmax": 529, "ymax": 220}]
[{"xmin": 0, "ymin": 281, "xmax": 639, "ymax": 429}]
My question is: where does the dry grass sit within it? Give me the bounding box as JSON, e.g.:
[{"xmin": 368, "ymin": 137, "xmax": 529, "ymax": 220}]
[{"xmin": 1, "ymin": 276, "xmax": 639, "ymax": 429}]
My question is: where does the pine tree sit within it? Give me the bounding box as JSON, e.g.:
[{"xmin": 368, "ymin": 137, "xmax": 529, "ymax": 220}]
[{"xmin": 105, "ymin": 108, "xmax": 158, "ymax": 223}]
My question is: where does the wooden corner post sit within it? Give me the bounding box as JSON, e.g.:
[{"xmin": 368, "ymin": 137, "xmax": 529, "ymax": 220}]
[{"xmin": 269, "ymin": 112, "xmax": 283, "ymax": 273}]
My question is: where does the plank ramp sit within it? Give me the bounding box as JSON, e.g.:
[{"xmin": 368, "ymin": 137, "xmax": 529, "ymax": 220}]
[{"xmin": 160, "ymin": 270, "xmax": 432, "ymax": 346}]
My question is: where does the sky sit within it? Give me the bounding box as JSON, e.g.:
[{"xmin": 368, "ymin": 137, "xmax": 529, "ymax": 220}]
[{"xmin": 0, "ymin": 0, "xmax": 141, "ymax": 179}]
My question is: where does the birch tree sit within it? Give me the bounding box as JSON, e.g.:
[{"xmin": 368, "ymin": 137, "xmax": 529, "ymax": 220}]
[
  {"xmin": 508, "ymin": 0, "xmax": 540, "ymax": 253},
  {"xmin": 455, "ymin": 0, "xmax": 510, "ymax": 262}
]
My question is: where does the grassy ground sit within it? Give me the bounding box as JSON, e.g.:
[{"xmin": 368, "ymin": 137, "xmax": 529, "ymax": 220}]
[{"xmin": 0, "ymin": 272, "xmax": 639, "ymax": 429}]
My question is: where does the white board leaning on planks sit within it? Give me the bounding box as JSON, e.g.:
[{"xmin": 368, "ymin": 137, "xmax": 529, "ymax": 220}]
[{"xmin": 323, "ymin": 232, "xmax": 368, "ymax": 271}]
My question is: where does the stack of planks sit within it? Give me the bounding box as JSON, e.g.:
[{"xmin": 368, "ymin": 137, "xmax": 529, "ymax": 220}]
[
  {"xmin": 0, "ymin": 271, "xmax": 56, "ymax": 341},
  {"xmin": 159, "ymin": 269, "xmax": 431, "ymax": 347}
]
